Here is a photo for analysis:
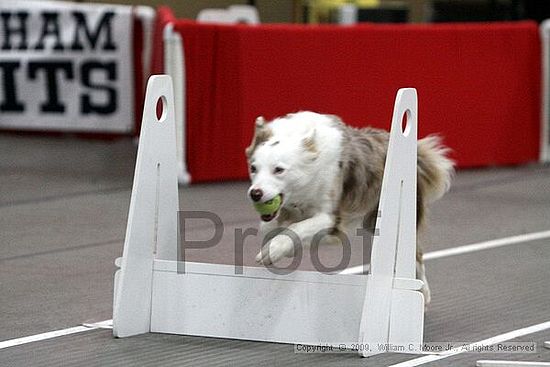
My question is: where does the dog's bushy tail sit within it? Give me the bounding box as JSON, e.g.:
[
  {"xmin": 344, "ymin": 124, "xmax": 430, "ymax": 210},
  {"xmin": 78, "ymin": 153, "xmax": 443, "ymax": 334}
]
[{"xmin": 417, "ymin": 135, "xmax": 455, "ymax": 203}]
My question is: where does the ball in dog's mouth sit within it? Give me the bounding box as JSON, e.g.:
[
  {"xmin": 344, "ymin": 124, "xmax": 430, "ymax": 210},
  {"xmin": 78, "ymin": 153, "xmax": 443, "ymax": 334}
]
[{"xmin": 254, "ymin": 194, "xmax": 283, "ymax": 222}]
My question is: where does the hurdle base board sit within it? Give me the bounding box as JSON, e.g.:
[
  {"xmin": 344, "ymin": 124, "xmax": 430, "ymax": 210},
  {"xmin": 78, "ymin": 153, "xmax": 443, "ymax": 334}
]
[{"xmin": 146, "ymin": 260, "xmax": 424, "ymax": 350}]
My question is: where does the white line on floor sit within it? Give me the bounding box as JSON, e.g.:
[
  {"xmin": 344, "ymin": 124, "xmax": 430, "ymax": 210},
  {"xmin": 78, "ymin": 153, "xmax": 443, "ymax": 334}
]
[
  {"xmin": 387, "ymin": 320, "xmax": 550, "ymax": 367},
  {"xmin": 339, "ymin": 229, "xmax": 550, "ymax": 275},
  {"xmin": 0, "ymin": 326, "xmax": 98, "ymax": 350},
  {"xmin": 423, "ymin": 230, "xmax": 550, "ymax": 261},
  {"xmin": 476, "ymin": 360, "xmax": 550, "ymax": 367},
  {"xmin": 1, "ymin": 229, "xmax": 550, "ymax": 351},
  {"xmin": 82, "ymin": 319, "xmax": 113, "ymax": 330}
]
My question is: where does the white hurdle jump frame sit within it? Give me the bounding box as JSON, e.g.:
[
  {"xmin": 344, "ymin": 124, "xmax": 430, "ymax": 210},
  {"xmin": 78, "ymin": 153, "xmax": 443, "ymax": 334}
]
[{"xmin": 113, "ymin": 75, "xmax": 425, "ymax": 358}]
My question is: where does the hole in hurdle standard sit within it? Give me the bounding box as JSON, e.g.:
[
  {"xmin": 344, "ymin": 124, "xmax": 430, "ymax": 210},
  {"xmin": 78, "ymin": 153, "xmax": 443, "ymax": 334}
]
[
  {"xmin": 155, "ymin": 96, "xmax": 167, "ymax": 122},
  {"xmin": 401, "ymin": 109, "xmax": 411, "ymax": 137}
]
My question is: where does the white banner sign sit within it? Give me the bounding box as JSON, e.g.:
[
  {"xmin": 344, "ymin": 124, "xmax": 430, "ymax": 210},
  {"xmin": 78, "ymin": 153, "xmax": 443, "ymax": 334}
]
[{"xmin": 0, "ymin": 0, "xmax": 135, "ymax": 132}]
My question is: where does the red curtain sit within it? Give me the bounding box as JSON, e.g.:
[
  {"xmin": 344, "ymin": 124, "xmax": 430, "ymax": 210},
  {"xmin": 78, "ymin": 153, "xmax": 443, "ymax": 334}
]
[{"xmin": 154, "ymin": 15, "xmax": 540, "ymax": 182}]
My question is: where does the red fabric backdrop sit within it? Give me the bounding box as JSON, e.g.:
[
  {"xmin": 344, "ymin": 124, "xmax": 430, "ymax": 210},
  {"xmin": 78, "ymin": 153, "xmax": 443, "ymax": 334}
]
[
  {"xmin": 151, "ymin": 6, "xmax": 176, "ymax": 76},
  {"xmin": 157, "ymin": 11, "xmax": 541, "ymax": 182}
]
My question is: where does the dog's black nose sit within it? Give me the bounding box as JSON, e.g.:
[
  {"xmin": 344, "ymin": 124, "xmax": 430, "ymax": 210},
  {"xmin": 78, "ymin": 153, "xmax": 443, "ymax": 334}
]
[{"xmin": 250, "ymin": 188, "xmax": 263, "ymax": 202}]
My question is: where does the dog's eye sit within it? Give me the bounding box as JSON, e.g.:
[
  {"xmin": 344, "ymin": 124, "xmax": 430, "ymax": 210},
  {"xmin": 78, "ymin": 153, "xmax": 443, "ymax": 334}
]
[
  {"xmin": 250, "ymin": 164, "xmax": 257, "ymax": 174},
  {"xmin": 274, "ymin": 167, "xmax": 285, "ymax": 174}
]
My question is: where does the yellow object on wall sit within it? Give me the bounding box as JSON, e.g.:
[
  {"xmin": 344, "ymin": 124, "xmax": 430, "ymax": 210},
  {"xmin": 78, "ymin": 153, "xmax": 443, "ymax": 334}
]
[{"xmin": 306, "ymin": 0, "xmax": 381, "ymax": 23}]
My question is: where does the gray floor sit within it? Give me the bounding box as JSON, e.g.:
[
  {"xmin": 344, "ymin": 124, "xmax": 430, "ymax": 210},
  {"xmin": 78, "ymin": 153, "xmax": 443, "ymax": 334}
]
[{"xmin": 1, "ymin": 133, "xmax": 550, "ymax": 366}]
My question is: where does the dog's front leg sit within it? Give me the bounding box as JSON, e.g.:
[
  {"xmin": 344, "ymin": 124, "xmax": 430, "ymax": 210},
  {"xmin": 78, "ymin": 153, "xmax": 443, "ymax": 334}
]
[
  {"xmin": 256, "ymin": 213, "xmax": 334, "ymax": 265},
  {"xmin": 259, "ymin": 220, "xmax": 280, "ymax": 241}
]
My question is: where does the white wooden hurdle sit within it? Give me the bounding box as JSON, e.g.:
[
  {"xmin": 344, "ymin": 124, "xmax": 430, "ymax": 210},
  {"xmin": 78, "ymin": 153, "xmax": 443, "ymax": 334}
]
[{"xmin": 113, "ymin": 75, "xmax": 425, "ymax": 357}]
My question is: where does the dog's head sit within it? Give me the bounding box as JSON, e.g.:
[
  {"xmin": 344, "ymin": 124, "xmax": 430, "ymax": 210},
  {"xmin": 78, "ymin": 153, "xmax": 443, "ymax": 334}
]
[{"xmin": 245, "ymin": 115, "xmax": 319, "ymax": 222}]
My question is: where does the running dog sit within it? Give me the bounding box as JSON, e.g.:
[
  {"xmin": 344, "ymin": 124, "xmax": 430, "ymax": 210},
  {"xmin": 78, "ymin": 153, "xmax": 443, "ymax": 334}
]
[{"xmin": 246, "ymin": 112, "xmax": 454, "ymax": 304}]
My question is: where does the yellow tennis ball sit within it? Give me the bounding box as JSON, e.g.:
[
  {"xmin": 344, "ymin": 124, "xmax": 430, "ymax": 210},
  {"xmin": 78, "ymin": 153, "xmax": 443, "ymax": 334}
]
[{"xmin": 253, "ymin": 194, "xmax": 282, "ymax": 215}]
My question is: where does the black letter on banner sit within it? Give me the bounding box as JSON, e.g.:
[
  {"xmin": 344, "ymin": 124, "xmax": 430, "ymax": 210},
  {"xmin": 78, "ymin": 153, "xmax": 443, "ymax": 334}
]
[
  {"xmin": 71, "ymin": 11, "xmax": 116, "ymax": 51},
  {"xmin": 177, "ymin": 211, "xmax": 223, "ymax": 273},
  {"xmin": 0, "ymin": 62, "xmax": 24, "ymax": 112},
  {"xmin": 81, "ymin": 61, "xmax": 117, "ymax": 115},
  {"xmin": 28, "ymin": 61, "xmax": 74, "ymax": 113},
  {"xmin": 1, "ymin": 12, "xmax": 28, "ymax": 50},
  {"xmin": 34, "ymin": 12, "xmax": 64, "ymax": 51}
]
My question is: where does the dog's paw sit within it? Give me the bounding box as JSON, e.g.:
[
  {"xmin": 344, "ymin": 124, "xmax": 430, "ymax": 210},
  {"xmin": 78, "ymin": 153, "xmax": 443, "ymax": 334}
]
[{"xmin": 255, "ymin": 235, "xmax": 295, "ymax": 265}]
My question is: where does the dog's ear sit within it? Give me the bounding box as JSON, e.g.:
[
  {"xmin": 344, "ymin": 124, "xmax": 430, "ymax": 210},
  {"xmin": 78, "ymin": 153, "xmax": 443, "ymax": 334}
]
[
  {"xmin": 246, "ymin": 116, "xmax": 272, "ymax": 158},
  {"xmin": 302, "ymin": 127, "xmax": 318, "ymax": 156}
]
